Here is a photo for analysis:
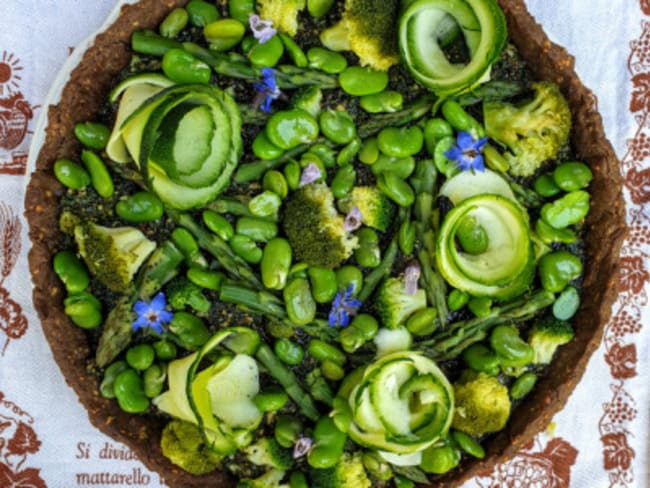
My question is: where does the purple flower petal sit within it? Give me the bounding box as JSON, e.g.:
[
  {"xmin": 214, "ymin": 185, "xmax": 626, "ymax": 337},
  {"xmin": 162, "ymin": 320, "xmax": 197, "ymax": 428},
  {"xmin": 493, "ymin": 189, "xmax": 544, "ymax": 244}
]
[
  {"xmin": 344, "ymin": 206, "xmax": 363, "ymax": 232},
  {"xmin": 404, "ymin": 264, "xmax": 421, "ymax": 295},
  {"xmin": 299, "ymin": 163, "xmax": 322, "ymax": 187},
  {"xmin": 249, "ymin": 14, "xmax": 277, "ymax": 44},
  {"xmin": 293, "ymin": 436, "xmax": 313, "ymax": 459}
]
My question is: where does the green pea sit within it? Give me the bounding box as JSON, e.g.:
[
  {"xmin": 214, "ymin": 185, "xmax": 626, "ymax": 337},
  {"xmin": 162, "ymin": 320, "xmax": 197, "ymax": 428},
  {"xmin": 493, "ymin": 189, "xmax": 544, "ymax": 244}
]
[
  {"xmin": 424, "ymin": 118, "xmax": 454, "ymax": 155},
  {"xmin": 100, "ymin": 361, "xmax": 129, "ymax": 399},
  {"xmin": 266, "ymin": 109, "xmax": 320, "ymax": 150},
  {"xmin": 553, "ymin": 161, "xmax": 593, "ymax": 191},
  {"xmin": 228, "ymin": 0, "xmax": 255, "ymax": 23},
  {"xmin": 262, "ymin": 170, "xmax": 289, "ymax": 199},
  {"xmin": 456, "ymin": 216, "xmax": 489, "ymax": 255},
  {"xmin": 468, "ymin": 296, "xmax": 492, "ymax": 318},
  {"xmin": 172, "ymin": 228, "xmax": 208, "ymax": 269},
  {"xmin": 249, "ymin": 191, "xmax": 282, "ymax": 218},
  {"xmin": 284, "ymin": 278, "xmax": 317, "ymax": 326},
  {"xmin": 351, "ymin": 314, "xmax": 379, "ymax": 341},
  {"xmin": 377, "ymin": 172, "xmax": 415, "ymax": 207},
  {"xmin": 553, "ymin": 285, "xmax": 580, "ymax": 320},
  {"xmin": 153, "ymin": 340, "xmax": 177, "ymax": 360},
  {"xmin": 331, "ymin": 164, "xmax": 356, "ymax": 199},
  {"xmin": 54, "ymin": 159, "xmax": 91, "ymax": 190},
  {"xmin": 447, "ymin": 289, "xmax": 469, "ymax": 311},
  {"xmin": 420, "ymin": 444, "xmax": 461, "ymax": 474},
  {"xmin": 462, "ymin": 343, "xmax": 500, "ymax": 375},
  {"xmin": 490, "ymin": 325, "xmax": 534, "ymax": 368},
  {"xmin": 339, "ymin": 66, "xmax": 389, "ymax": 96},
  {"xmin": 203, "ymin": 210, "xmax": 234, "ymax": 241},
  {"xmin": 274, "ymin": 339, "xmax": 305, "ymax": 366},
  {"xmin": 162, "ymin": 48, "xmax": 211, "ymax": 84},
  {"xmin": 143, "ymin": 363, "xmax": 166, "ymax": 398},
  {"xmin": 160, "ymin": 8, "xmax": 189, "ymax": 38},
  {"xmin": 253, "ymin": 387, "xmax": 289, "ymax": 412},
  {"xmin": 187, "ymin": 267, "xmax": 224, "ymax": 291},
  {"xmin": 204, "ymin": 19, "xmax": 245, "ymax": 51},
  {"xmin": 321, "ymin": 360, "xmax": 345, "ymax": 381},
  {"xmin": 261, "ymin": 238, "xmax": 293, "ymax": 290},
  {"xmin": 538, "ymin": 251, "xmax": 583, "ymax": 293},
  {"xmin": 308, "ymin": 267, "xmax": 338, "ymax": 303},
  {"xmin": 308, "ymin": 339, "xmax": 346, "ymax": 366},
  {"xmin": 360, "ymin": 90, "xmax": 403, "ymax": 113},
  {"xmin": 535, "ymin": 218, "xmax": 577, "ymax": 245},
  {"xmin": 308, "ymin": 417, "xmax": 347, "ymax": 469},
  {"xmin": 307, "ymin": 0, "xmax": 336, "ymax": 17},
  {"xmin": 248, "ymin": 35, "xmax": 284, "ymax": 67},
  {"xmin": 113, "ymin": 369, "xmax": 150, "ymax": 414},
  {"xmin": 433, "ymin": 136, "xmax": 459, "ymax": 177},
  {"xmin": 275, "ymin": 415, "xmax": 303, "ymax": 448},
  {"xmin": 398, "ymin": 220, "xmax": 416, "ymax": 255},
  {"xmin": 336, "ymin": 137, "xmax": 362, "ymax": 166},
  {"xmin": 63, "ymin": 292, "xmax": 102, "ymax": 329},
  {"xmin": 186, "ymin": 0, "xmax": 220, "ymax": 27},
  {"xmin": 307, "ymin": 47, "xmax": 348, "ymax": 74},
  {"xmin": 354, "ymin": 228, "xmax": 381, "ymax": 268},
  {"xmin": 534, "ymin": 173, "xmax": 562, "ymax": 198},
  {"xmin": 377, "ymin": 126, "xmax": 424, "ymax": 158},
  {"xmin": 280, "ymin": 34, "xmax": 308, "ymax": 68},
  {"xmin": 310, "ymin": 143, "xmax": 336, "ymax": 168},
  {"xmin": 289, "ymin": 472, "xmax": 309, "ymax": 488},
  {"xmin": 371, "ymin": 154, "xmax": 416, "ymax": 179},
  {"xmin": 284, "ymin": 160, "xmax": 301, "ymax": 190},
  {"xmin": 441, "ymin": 99, "xmax": 485, "ymax": 137},
  {"xmin": 451, "ymin": 430, "xmax": 485, "ymax": 459},
  {"xmin": 81, "ymin": 150, "xmax": 113, "ymax": 198},
  {"xmin": 236, "ymin": 217, "xmax": 278, "ymax": 242},
  {"xmin": 541, "ymin": 190, "xmax": 590, "ymax": 229},
  {"xmin": 115, "ymin": 191, "xmax": 163, "ymax": 223},
  {"xmin": 336, "ymin": 265, "xmax": 364, "ymax": 295},
  {"xmin": 319, "ymin": 109, "xmax": 356, "ymax": 145},
  {"xmin": 74, "ymin": 121, "xmax": 110, "ymax": 150},
  {"xmin": 359, "ymin": 138, "xmax": 380, "ymax": 164},
  {"xmin": 126, "ymin": 344, "xmax": 155, "ymax": 371},
  {"xmin": 252, "ymin": 131, "xmax": 284, "ymax": 160},
  {"xmin": 53, "ymin": 250, "xmax": 89, "ymax": 294},
  {"xmin": 510, "ymin": 372, "xmax": 537, "ymax": 400},
  {"xmin": 406, "ymin": 307, "xmax": 437, "ymax": 336}
]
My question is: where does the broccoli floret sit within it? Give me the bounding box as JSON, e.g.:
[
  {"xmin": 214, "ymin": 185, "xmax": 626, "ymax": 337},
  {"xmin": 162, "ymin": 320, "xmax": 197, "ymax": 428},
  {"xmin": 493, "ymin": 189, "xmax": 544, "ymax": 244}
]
[
  {"xmin": 528, "ymin": 316, "xmax": 575, "ymax": 365},
  {"xmin": 160, "ymin": 420, "xmax": 222, "ymax": 475},
  {"xmin": 338, "ymin": 186, "xmax": 395, "ymax": 232},
  {"xmin": 310, "ymin": 452, "xmax": 372, "ymax": 488},
  {"xmin": 452, "ymin": 372, "xmax": 511, "ymax": 436},
  {"xmin": 243, "ymin": 437, "xmax": 293, "ymax": 471},
  {"xmin": 237, "ymin": 469, "xmax": 289, "ymax": 488},
  {"xmin": 74, "ymin": 222, "xmax": 156, "ymax": 293},
  {"xmin": 165, "ymin": 276, "xmax": 211, "ymax": 314},
  {"xmin": 257, "ymin": 0, "xmax": 305, "ymax": 36},
  {"xmin": 375, "ymin": 276, "xmax": 427, "ymax": 329},
  {"xmin": 282, "ymin": 183, "xmax": 358, "ymax": 268},
  {"xmin": 320, "ymin": 0, "xmax": 401, "ymax": 71},
  {"xmin": 484, "ymin": 81, "xmax": 571, "ymax": 177}
]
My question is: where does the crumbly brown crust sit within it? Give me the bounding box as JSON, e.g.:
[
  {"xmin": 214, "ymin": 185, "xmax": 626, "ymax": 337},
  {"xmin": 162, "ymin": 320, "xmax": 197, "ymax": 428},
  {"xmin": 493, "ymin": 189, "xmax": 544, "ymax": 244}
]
[{"xmin": 24, "ymin": 1, "xmax": 627, "ymax": 487}]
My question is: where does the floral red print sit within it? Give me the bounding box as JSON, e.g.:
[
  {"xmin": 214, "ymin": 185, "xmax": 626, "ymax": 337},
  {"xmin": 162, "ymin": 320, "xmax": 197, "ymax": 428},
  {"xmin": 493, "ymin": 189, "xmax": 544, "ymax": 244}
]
[
  {"xmin": 617, "ymin": 255, "xmax": 648, "ymax": 295},
  {"xmin": 604, "ymin": 343, "xmax": 637, "ymax": 379}
]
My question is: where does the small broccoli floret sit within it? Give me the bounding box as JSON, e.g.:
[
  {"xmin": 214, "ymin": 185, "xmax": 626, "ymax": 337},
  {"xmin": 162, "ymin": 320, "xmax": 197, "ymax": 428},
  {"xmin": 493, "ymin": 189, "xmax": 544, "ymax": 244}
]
[
  {"xmin": 338, "ymin": 186, "xmax": 395, "ymax": 232},
  {"xmin": 283, "ymin": 183, "xmax": 358, "ymax": 268},
  {"xmin": 310, "ymin": 452, "xmax": 372, "ymax": 488},
  {"xmin": 257, "ymin": 0, "xmax": 305, "ymax": 36},
  {"xmin": 484, "ymin": 81, "xmax": 571, "ymax": 177},
  {"xmin": 452, "ymin": 372, "xmax": 511, "ymax": 436},
  {"xmin": 74, "ymin": 222, "xmax": 156, "ymax": 293},
  {"xmin": 243, "ymin": 437, "xmax": 293, "ymax": 471},
  {"xmin": 165, "ymin": 276, "xmax": 211, "ymax": 314},
  {"xmin": 528, "ymin": 316, "xmax": 575, "ymax": 365},
  {"xmin": 321, "ymin": 0, "xmax": 401, "ymax": 71},
  {"xmin": 237, "ymin": 469, "xmax": 289, "ymax": 488},
  {"xmin": 375, "ymin": 276, "xmax": 427, "ymax": 329},
  {"xmin": 160, "ymin": 420, "xmax": 222, "ymax": 475}
]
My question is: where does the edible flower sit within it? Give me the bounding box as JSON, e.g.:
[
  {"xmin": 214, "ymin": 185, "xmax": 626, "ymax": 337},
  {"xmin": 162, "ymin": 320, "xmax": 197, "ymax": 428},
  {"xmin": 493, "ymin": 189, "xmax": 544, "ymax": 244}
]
[
  {"xmin": 404, "ymin": 264, "xmax": 421, "ymax": 295},
  {"xmin": 343, "ymin": 206, "xmax": 363, "ymax": 232},
  {"xmin": 132, "ymin": 292, "xmax": 174, "ymax": 334},
  {"xmin": 293, "ymin": 436, "xmax": 313, "ymax": 459},
  {"xmin": 299, "ymin": 163, "xmax": 322, "ymax": 187},
  {"xmin": 249, "ymin": 14, "xmax": 277, "ymax": 44},
  {"xmin": 444, "ymin": 130, "xmax": 489, "ymax": 172},
  {"xmin": 328, "ymin": 284, "xmax": 362, "ymax": 327},
  {"xmin": 253, "ymin": 68, "xmax": 282, "ymax": 113}
]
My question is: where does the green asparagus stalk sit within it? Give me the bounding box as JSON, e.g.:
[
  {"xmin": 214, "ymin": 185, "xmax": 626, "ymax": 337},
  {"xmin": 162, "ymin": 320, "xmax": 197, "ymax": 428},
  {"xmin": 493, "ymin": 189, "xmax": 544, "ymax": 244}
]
[{"xmin": 357, "ymin": 95, "xmax": 436, "ymax": 139}]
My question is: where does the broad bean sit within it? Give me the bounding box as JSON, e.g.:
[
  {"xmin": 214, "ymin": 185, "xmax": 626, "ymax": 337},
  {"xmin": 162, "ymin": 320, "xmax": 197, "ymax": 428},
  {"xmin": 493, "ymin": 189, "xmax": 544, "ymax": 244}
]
[
  {"xmin": 153, "ymin": 340, "xmax": 177, "ymax": 360},
  {"xmin": 447, "ymin": 289, "xmax": 469, "ymax": 311},
  {"xmin": 535, "ymin": 218, "xmax": 577, "ymax": 245},
  {"xmin": 553, "ymin": 285, "xmax": 580, "ymax": 320},
  {"xmin": 553, "ymin": 161, "xmax": 593, "ymax": 191},
  {"xmin": 249, "ymin": 191, "xmax": 282, "ymax": 218},
  {"xmin": 274, "ymin": 338, "xmax": 305, "ymax": 365},
  {"xmin": 424, "ymin": 118, "xmax": 453, "ymax": 154},
  {"xmin": 63, "ymin": 291, "xmax": 102, "ymax": 329},
  {"xmin": 81, "ymin": 150, "xmax": 114, "ymax": 198},
  {"xmin": 398, "ymin": 220, "xmax": 416, "ymax": 255},
  {"xmin": 74, "ymin": 121, "xmax": 110, "ymax": 150},
  {"xmin": 53, "ymin": 250, "xmax": 89, "ymax": 294},
  {"xmin": 100, "ymin": 361, "xmax": 129, "ymax": 399},
  {"xmin": 126, "ymin": 344, "xmax": 155, "ymax": 371},
  {"xmin": 456, "ymin": 216, "xmax": 489, "ymax": 255},
  {"xmin": 358, "ymin": 138, "xmax": 379, "ymax": 164},
  {"xmin": 228, "ymin": 0, "xmax": 255, "ymax": 23},
  {"xmin": 236, "ymin": 217, "xmax": 278, "ymax": 242},
  {"xmin": 541, "ymin": 190, "xmax": 590, "ymax": 229},
  {"xmin": 252, "ymin": 130, "xmax": 284, "ymax": 160},
  {"xmin": 261, "ymin": 238, "xmax": 293, "ymax": 290},
  {"xmin": 319, "ymin": 109, "xmax": 356, "ymax": 145},
  {"xmin": 371, "ymin": 154, "xmax": 416, "ymax": 179},
  {"xmin": 202, "ymin": 210, "xmax": 234, "ymax": 241},
  {"xmin": 169, "ymin": 311, "xmax": 210, "ymax": 350},
  {"xmin": 186, "ymin": 0, "xmax": 219, "ymax": 27},
  {"xmin": 462, "ymin": 343, "xmax": 500, "ymax": 375},
  {"xmin": 510, "ymin": 371, "xmax": 537, "ymax": 400},
  {"xmin": 490, "ymin": 324, "xmax": 533, "ymax": 368},
  {"xmin": 248, "ymin": 36, "xmax": 284, "ymax": 67},
  {"xmin": 116, "ymin": 191, "xmax": 164, "ymax": 223},
  {"xmin": 468, "ymin": 296, "xmax": 492, "ymax": 318},
  {"xmin": 266, "ymin": 109, "xmax": 319, "ymax": 150},
  {"xmin": 308, "ymin": 47, "xmax": 347, "ymax": 74},
  {"xmin": 339, "ymin": 66, "xmax": 388, "ymax": 96},
  {"xmin": 331, "ymin": 164, "xmax": 356, "ymax": 199},
  {"xmin": 538, "ymin": 251, "xmax": 582, "ymax": 293},
  {"xmin": 308, "ymin": 416, "xmax": 347, "ymax": 469},
  {"xmin": 253, "ymin": 387, "xmax": 289, "ymax": 412},
  {"xmin": 336, "ymin": 137, "xmax": 362, "ymax": 166},
  {"xmin": 284, "ymin": 278, "xmax": 316, "ymax": 326},
  {"xmin": 143, "ymin": 363, "xmax": 166, "ymax": 398},
  {"xmin": 54, "ymin": 159, "xmax": 91, "ymax": 190},
  {"xmin": 441, "ymin": 99, "xmax": 485, "ymax": 137},
  {"xmin": 308, "ymin": 339, "xmax": 346, "ymax": 366},
  {"xmin": 534, "ymin": 173, "xmax": 561, "ymax": 198},
  {"xmin": 160, "ymin": 8, "xmax": 189, "ymax": 38},
  {"xmin": 280, "ymin": 34, "xmax": 308, "ymax": 68},
  {"xmin": 204, "ymin": 19, "xmax": 245, "ymax": 51},
  {"xmin": 377, "ymin": 126, "xmax": 424, "ymax": 158},
  {"xmin": 360, "ymin": 90, "xmax": 403, "ymax": 113},
  {"xmin": 308, "ymin": 267, "xmax": 338, "ymax": 303},
  {"xmin": 262, "ymin": 170, "xmax": 289, "ymax": 199},
  {"xmin": 307, "ymin": 0, "xmax": 336, "ymax": 17},
  {"xmin": 377, "ymin": 172, "xmax": 415, "ymax": 207},
  {"xmin": 275, "ymin": 415, "xmax": 303, "ymax": 448},
  {"xmin": 451, "ymin": 430, "xmax": 485, "ymax": 459},
  {"xmin": 406, "ymin": 307, "xmax": 437, "ymax": 336},
  {"xmin": 420, "ymin": 444, "xmax": 461, "ymax": 474},
  {"xmin": 187, "ymin": 267, "xmax": 224, "ymax": 291},
  {"xmin": 113, "ymin": 369, "xmax": 149, "ymax": 413},
  {"xmin": 354, "ymin": 227, "xmax": 381, "ymax": 268},
  {"xmin": 162, "ymin": 48, "xmax": 211, "ymax": 84},
  {"xmin": 336, "ymin": 265, "xmax": 364, "ymax": 295}
]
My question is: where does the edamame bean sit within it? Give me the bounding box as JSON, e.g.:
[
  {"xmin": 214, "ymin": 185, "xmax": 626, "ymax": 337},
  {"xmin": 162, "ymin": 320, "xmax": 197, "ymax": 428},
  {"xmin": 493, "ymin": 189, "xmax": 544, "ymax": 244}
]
[
  {"xmin": 336, "ymin": 265, "xmax": 364, "ymax": 295},
  {"xmin": 266, "ymin": 109, "xmax": 319, "ymax": 150},
  {"xmin": 360, "ymin": 90, "xmax": 403, "ymax": 113},
  {"xmin": 308, "ymin": 417, "xmax": 347, "ymax": 469},
  {"xmin": 308, "ymin": 339, "xmax": 346, "ymax": 366},
  {"xmin": 553, "ymin": 285, "xmax": 580, "ymax": 320},
  {"xmin": 398, "ymin": 220, "xmax": 416, "ymax": 255},
  {"xmin": 377, "ymin": 172, "xmax": 415, "ymax": 207},
  {"xmin": 74, "ymin": 122, "xmax": 110, "ymax": 150},
  {"xmin": 451, "ymin": 430, "xmax": 485, "ymax": 459},
  {"xmin": 252, "ymin": 131, "xmax": 284, "ymax": 160},
  {"xmin": 187, "ymin": 267, "xmax": 224, "ymax": 291},
  {"xmin": 538, "ymin": 251, "xmax": 583, "ymax": 293},
  {"xmin": 262, "ymin": 238, "xmax": 293, "ymax": 290},
  {"xmin": 204, "ymin": 19, "xmax": 245, "ymax": 51},
  {"xmin": 53, "ymin": 250, "xmax": 89, "ymax": 293},
  {"xmin": 319, "ymin": 109, "xmax": 356, "ymax": 145},
  {"xmin": 275, "ymin": 415, "xmax": 303, "ymax": 448},
  {"xmin": 186, "ymin": 0, "xmax": 220, "ymax": 27},
  {"xmin": 284, "ymin": 160, "xmax": 301, "ymax": 190},
  {"xmin": 441, "ymin": 99, "xmax": 485, "ymax": 137},
  {"xmin": 169, "ymin": 312, "xmax": 210, "ymax": 350},
  {"xmin": 553, "ymin": 161, "xmax": 593, "ymax": 191},
  {"xmin": 359, "ymin": 138, "xmax": 379, "ymax": 164},
  {"xmin": 308, "ymin": 47, "xmax": 348, "ymax": 74},
  {"xmin": 100, "ymin": 361, "xmax": 129, "ymax": 399},
  {"xmin": 262, "ymin": 170, "xmax": 289, "ymax": 199},
  {"xmin": 203, "ymin": 210, "xmax": 234, "ymax": 241},
  {"xmin": 162, "ymin": 48, "xmax": 211, "ymax": 84},
  {"xmin": 424, "ymin": 118, "xmax": 454, "ymax": 154},
  {"xmin": 249, "ymin": 191, "xmax": 282, "ymax": 218},
  {"xmin": 81, "ymin": 150, "xmax": 113, "ymax": 198},
  {"xmin": 462, "ymin": 343, "xmax": 500, "ymax": 375},
  {"xmin": 115, "ymin": 191, "xmax": 163, "ymax": 223},
  {"xmin": 354, "ymin": 228, "xmax": 381, "ymax": 268},
  {"xmin": 339, "ymin": 66, "xmax": 389, "ymax": 96},
  {"xmin": 377, "ymin": 126, "xmax": 424, "ymax": 158},
  {"xmin": 468, "ymin": 296, "xmax": 492, "ymax": 318},
  {"xmin": 126, "ymin": 344, "xmax": 155, "ymax": 371},
  {"xmin": 541, "ymin": 191, "xmax": 590, "ymax": 229},
  {"xmin": 143, "ymin": 363, "xmax": 166, "ymax": 398},
  {"xmin": 420, "ymin": 444, "xmax": 461, "ymax": 474},
  {"xmin": 248, "ymin": 35, "xmax": 284, "ymax": 67},
  {"xmin": 228, "ymin": 0, "xmax": 255, "ymax": 23},
  {"xmin": 307, "ymin": 0, "xmax": 336, "ymax": 17},
  {"xmin": 510, "ymin": 372, "xmax": 537, "ymax": 400},
  {"xmin": 253, "ymin": 387, "xmax": 289, "ymax": 412},
  {"xmin": 63, "ymin": 292, "xmax": 102, "ymax": 329},
  {"xmin": 534, "ymin": 173, "xmax": 561, "ymax": 198},
  {"xmin": 284, "ymin": 278, "xmax": 316, "ymax": 326},
  {"xmin": 236, "ymin": 217, "xmax": 278, "ymax": 242},
  {"xmin": 447, "ymin": 289, "xmax": 469, "ymax": 311},
  {"xmin": 160, "ymin": 8, "xmax": 189, "ymax": 38},
  {"xmin": 370, "ymin": 154, "xmax": 416, "ymax": 179},
  {"xmin": 336, "ymin": 137, "xmax": 362, "ymax": 166},
  {"xmin": 113, "ymin": 369, "xmax": 149, "ymax": 414},
  {"xmin": 280, "ymin": 34, "xmax": 308, "ymax": 67},
  {"xmin": 490, "ymin": 325, "xmax": 533, "ymax": 368},
  {"xmin": 308, "ymin": 267, "xmax": 338, "ymax": 303},
  {"xmin": 153, "ymin": 340, "xmax": 177, "ymax": 360},
  {"xmin": 54, "ymin": 159, "xmax": 91, "ymax": 190},
  {"xmin": 274, "ymin": 339, "xmax": 305, "ymax": 366},
  {"xmin": 331, "ymin": 165, "xmax": 356, "ymax": 199}
]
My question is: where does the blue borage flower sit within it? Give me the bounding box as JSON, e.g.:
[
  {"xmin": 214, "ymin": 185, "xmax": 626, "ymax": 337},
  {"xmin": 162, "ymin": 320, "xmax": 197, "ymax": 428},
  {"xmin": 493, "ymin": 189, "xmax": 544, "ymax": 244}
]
[
  {"xmin": 253, "ymin": 68, "xmax": 282, "ymax": 113},
  {"xmin": 328, "ymin": 284, "xmax": 362, "ymax": 328},
  {"xmin": 444, "ymin": 130, "xmax": 489, "ymax": 172},
  {"xmin": 132, "ymin": 292, "xmax": 174, "ymax": 334},
  {"xmin": 249, "ymin": 14, "xmax": 277, "ymax": 44}
]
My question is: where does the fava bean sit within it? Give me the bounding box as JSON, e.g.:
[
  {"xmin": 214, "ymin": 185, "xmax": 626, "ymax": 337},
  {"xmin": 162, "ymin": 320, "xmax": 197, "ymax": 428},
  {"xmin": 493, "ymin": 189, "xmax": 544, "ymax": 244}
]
[
  {"xmin": 553, "ymin": 285, "xmax": 580, "ymax": 320},
  {"xmin": 274, "ymin": 338, "xmax": 305, "ymax": 365},
  {"xmin": 307, "ymin": 0, "xmax": 336, "ymax": 17},
  {"xmin": 398, "ymin": 220, "xmax": 416, "ymax": 255},
  {"xmin": 456, "ymin": 216, "xmax": 489, "ymax": 255},
  {"xmin": 308, "ymin": 416, "xmax": 347, "ymax": 469},
  {"xmin": 483, "ymin": 144, "xmax": 510, "ymax": 173},
  {"xmin": 420, "ymin": 444, "xmax": 461, "ymax": 474},
  {"xmin": 187, "ymin": 267, "xmax": 224, "ymax": 291},
  {"xmin": 284, "ymin": 160, "xmax": 301, "ymax": 190},
  {"xmin": 186, "ymin": 0, "xmax": 219, "ymax": 27},
  {"xmin": 169, "ymin": 311, "xmax": 210, "ymax": 350},
  {"xmin": 395, "ymin": 476, "xmax": 415, "ymax": 488},
  {"xmin": 553, "ymin": 161, "xmax": 593, "ymax": 191},
  {"xmin": 359, "ymin": 138, "xmax": 379, "ymax": 164},
  {"xmin": 74, "ymin": 121, "xmax": 110, "ymax": 150},
  {"xmin": 248, "ymin": 35, "xmax": 284, "ymax": 67},
  {"xmin": 292, "ymin": 86, "xmax": 323, "ymax": 118},
  {"xmin": 336, "ymin": 265, "xmax": 364, "ymax": 295},
  {"xmin": 81, "ymin": 150, "xmax": 113, "ymax": 198},
  {"xmin": 535, "ymin": 218, "xmax": 577, "ymax": 244},
  {"xmin": 541, "ymin": 190, "xmax": 590, "ymax": 229},
  {"xmin": 261, "ymin": 238, "xmax": 293, "ymax": 290},
  {"xmin": 362, "ymin": 451, "xmax": 393, "ymax": 481},
  {"xmin": 510, "ymin": 371, "xmax": 537, "ymax": 400},
  {"xmin": 153, "ymin": 340, "xmax": 177, "ymax": 360},
  {"xmin": 538, "ymin": 251, "xmax": 582, "ymax": 293},
  {"xmin": 252, "ymin": 130, "xmax": 284, "ymax": 160},
  {"xmin": 116, "ymin": 191, "xmax": 163, "ymax": 223},
  {"xmin": 354, "ymin": 227, "xmax": 381, "ymax": 268},
  {"xmin": 462, "ymin": 343, "xmax": 500, "ymax": 375},
  {"xmin": 308, "ymin": 339, "xmax": 346, "ymax": 365},
  {"xmin": 162, "ymin": 48, "xmax": 211, "ymax": 84},
  {"xmin": 228, "ymin": 0, "xmax": 255, "ymax": 23},
  {"xmin": 377, "ymin": 126, "xmax": 424, "ymax": 158},
  {"xmin": 331, "ymin": 164, "xmax": 356, "ymax": 199},
  {"xmin": 100, "ymin": 361, "xmax": 129, "ymax": 399},
  {"xmin": 360, "ymin": 90, "xmax": 403, "ymax": 113},
  {"xmin": 447, "ymin": 289, "xmax": 469, "ymax": 311},
  {"xmin": 236, "ymin": 217, "xmax": 278, "ymax": 242},
  {"xmin": 249, "ymin": 191, "xmax": 282, "ymax": 218},
  {"xmin": 203, "ymin": 210, "xmax": 234, "ymax": 241},
  {"xmin": 288, "ymin": 262, "xmax": 309, "ymax": 280},
  {"xmin": 406, "ymin": 307, "xmax": 437, "ymax": 336},
  {"xmin": 441, "ymin": 99, "xmax": 485, "ymax": 137},
  {"xmin": 275, "ymin": 415, "xmax": 303, "ymax": 448},
  {"xmin": 284, "ymin": 278, "xmax": 316, "ymax": 326},
  {"xmin": 490, "ymin": 325, "xmax": 533, "ymax": 368},
  {"xmin": 424, "ymin": 118, "xmax": 454, "ymax": 154},
  {"xmin": 377, "ymin": 172, "xmax": 415, "ymax": 207},
  {"xmin": 319, "ymin": 109, "xmax": 356, "ymax": 145},
  {"xmin": 339, "ymin": 66, "xmax": 389, "ymax": 96},
  {"xmin": 160, "ymin": 8, "xmax": 189, "ymax": 38},
  {"xmin": 321, "ymin": 360, "xmax": 345, "ymax": 381},
  {"xmin": 266, "ymin": 109, "xmax": 319, "ymax": 150},
  {"xmin": 336, "ymin": 137, "xmax": 362, "ymax": 166},
  {"xmin": 204, "ymin": 19, "xmax": 245, "ymax": 51},
  {"xmin": 534, "ymin": 173, "xmax": 561, "ymax": 198},
  {"xmin": 126, "ymin": 344, "xmax": 155, "ymax": 371},
  {"xmin": 309, "ymin": 143, "xmax": 336, "ymax": 168},
  {"xmin": 308, "ymin": 267, "xmax": 338, "ymax": 303},
  {"xmin": 289, "ymin": 472, "xmax": 309, "ymax": 488},
  {"xmin": 54, "ymin": 159, "xmax": 91, "ymax": 190},
  {"xmin": 434, "ymin": 136, "xmax": 459, "ymax": 177},
  {"xmin": 468, "ymin": 296, "xmax": 493, "ymax": 318},
  {"xmin": 143, "ymin": 363, "xmax": 166, "ymax": 398},
  {"xmin": 451, "ymin": 430, "xmax": 485, "ymax": 459},
  {"xmin": 308, "ymin": 47, "xmax": 348, "ymax": 74},
  {"xmin": 280, "ymin": 34, "xmax": 308, "ymax": 68},
  {"xmin": 253, "ymin": 387, "xmax": 289, "ymax": 412},
  {"xmin": 53, "ymin": 250, "xmax": 89, "ymax": 294},
  {"xmin": 300, "ymin": 151, "xmax": 326, "ymax": 177},
  {"xmin": 351, "ymin": 314, "xmax": 379, "ymax": 341},
  {"xmin": 339, "ymin": 326, "xmax": 365, "ymax": 353},
  {"xmin": 63, "ymin": 292, "xmax": 102, "ymax": 329},
  {"xmin": 113, "ymin": 369, "xmax": 149, "ymax": 414},
  {"xmin": 371, "ymin": 154, "xmax": 416, "ymax": 179},
  {"xmin": 262, "ymin": 170, "xmax": 289, "ymax": 199}
]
